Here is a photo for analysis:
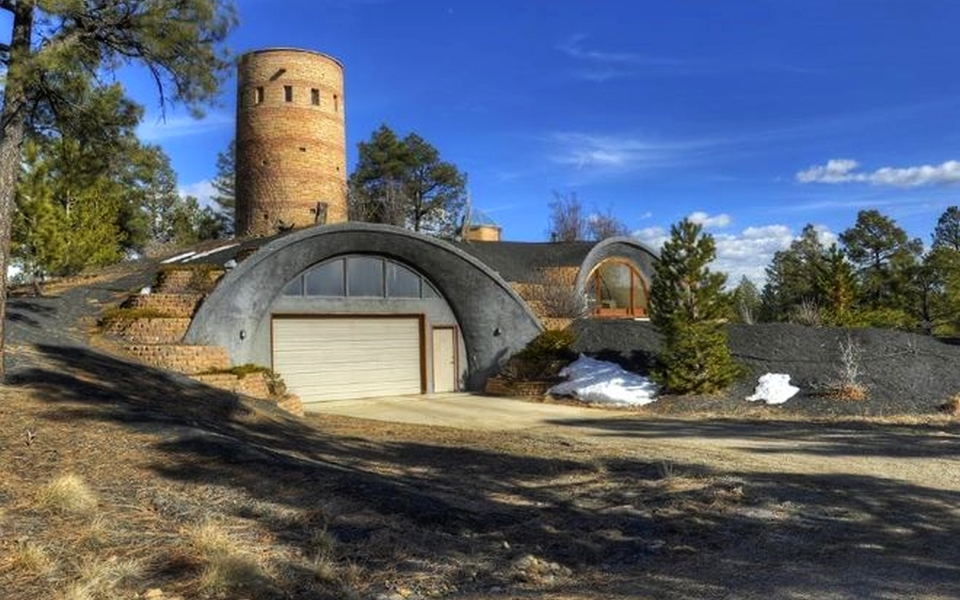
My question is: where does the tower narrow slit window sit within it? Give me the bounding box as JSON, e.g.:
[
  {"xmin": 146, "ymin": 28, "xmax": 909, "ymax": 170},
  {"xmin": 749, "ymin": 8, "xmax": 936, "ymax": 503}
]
[
  {"xmin": 284, "ymin": 85, "xmax": 293, "ymax": 102},
  {"xmin": 311, "ymin": 88, "xmax": 320, "ymax": 105},
  {"xmin": 254, "ymin": 86, "xmax": 264, "ymax": 104}
]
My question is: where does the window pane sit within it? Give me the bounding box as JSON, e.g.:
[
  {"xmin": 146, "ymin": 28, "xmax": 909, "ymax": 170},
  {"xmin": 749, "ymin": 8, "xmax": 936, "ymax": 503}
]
[
  {"xmin": 282, "ymin": 277, "xmax": 303, "ymax": 296},
  {"xmin": 305, "ymin": 260, "xmax": 344, "ymax": 296},
  {"xmin": 386, "ymin": 262, "xmax": 421, "ymax": 298},
  {"xmin": 599, "ymin": 263, "xmax": 632, "ymax": 309},
  {"xmin": 346, "ymin": 256, "xmax": 384, "ymax": 297},
  {"xmin": 422, "ymin": 280, "xmax": 439, "ymax": 299}
]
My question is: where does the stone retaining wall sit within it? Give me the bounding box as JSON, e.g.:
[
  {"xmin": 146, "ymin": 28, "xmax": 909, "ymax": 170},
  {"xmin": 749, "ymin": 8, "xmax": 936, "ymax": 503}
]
[
  {"xmin": 107, "ymin": 318, "xmax": 191, "ymax": 345},
  {"xmin": 125, "ymin": 293, "xmax": 203, "ymax": 318},
  {"xmin": 124, "ymin": 344, "xmax": 229, "ymax": 375},
  {"xmin": 156, "ymin": 268, "xmax": 224, "ymax": 294}
]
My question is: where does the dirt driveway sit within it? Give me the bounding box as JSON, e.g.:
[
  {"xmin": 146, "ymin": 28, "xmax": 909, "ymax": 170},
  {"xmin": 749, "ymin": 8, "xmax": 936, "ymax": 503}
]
[{"xmin": 307, "ymin": 394, "xmax": 960, "ymax": 599}]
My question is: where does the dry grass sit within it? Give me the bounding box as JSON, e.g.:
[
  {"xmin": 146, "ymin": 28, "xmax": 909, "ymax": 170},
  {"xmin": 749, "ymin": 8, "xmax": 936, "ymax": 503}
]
[
  {"xmin": 821, "ymin": 335, "xmax": 869, "ymax": 401},
  {"xmin": 2, "ymin": 540, "xmax": 53, "ymax": 578},
  {"xmin": 59, "ymin": 556, "xmax": 143, "ymax": 600},
  {"xmin": 1, "ymin": 382, "xmax": 957, "ymax": 599},
  {"xmin": 36, "ymin": 474, "xmax": 98, "ymax": 515},
  {"xmin": 184, "ymin": 521, "xmax": 265, "ymax": 594}
]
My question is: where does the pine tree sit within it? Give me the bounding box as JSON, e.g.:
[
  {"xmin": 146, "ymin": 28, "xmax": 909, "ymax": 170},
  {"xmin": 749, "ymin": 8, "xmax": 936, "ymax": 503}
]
[
  {"xmin": 760, "ymin": 224, "xmax": 828, "ymax": 321},
  {"xmin": 349, "ymin": 125, "xmax": 467, "ymax": 237},
  {"xmin": 815, "ymin": 244, "xmax": 859, "ymax": 326},
  {"xmin": 649, "ymin": 218, "xmax": 742, "ymax": 394},
  {"xmin": 211, "ymin": 139, "xmax": 236, "ymax": 234},
  {"xmin": 840, "ymin": 209, "xmax": 922, "ymax": 313},
  {"xmin": 730, "ymin": 276, "xmax": 761, "ymax": 324},
  {"xmin": 0, "ymin": 0, "xmax": 236, "ymax": 377}
]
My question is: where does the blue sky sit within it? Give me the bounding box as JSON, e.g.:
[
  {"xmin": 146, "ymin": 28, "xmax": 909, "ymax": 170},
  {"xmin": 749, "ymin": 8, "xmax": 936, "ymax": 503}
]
[{"xmin": 130, "ymin": 0, "xmax": 960, "ymax": 283}]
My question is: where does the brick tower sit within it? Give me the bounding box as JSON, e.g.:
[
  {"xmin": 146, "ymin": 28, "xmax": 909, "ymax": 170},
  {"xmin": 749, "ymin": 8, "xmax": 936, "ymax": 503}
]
[{"xmin": 235, "ymin": 48, "xmax": 347, "ymax": 237}]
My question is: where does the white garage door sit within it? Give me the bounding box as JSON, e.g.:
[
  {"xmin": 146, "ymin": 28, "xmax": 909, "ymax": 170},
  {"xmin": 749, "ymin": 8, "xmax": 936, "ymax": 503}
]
[{"xmin": 272, "ymin": 316, "xmax": 423, "ymax": 403}]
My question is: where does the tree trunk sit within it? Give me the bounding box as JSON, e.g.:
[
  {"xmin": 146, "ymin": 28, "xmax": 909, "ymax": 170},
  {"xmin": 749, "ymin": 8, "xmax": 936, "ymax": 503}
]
[{"xmin": 0, "ymin": 2, "xmax": 35, "ymax": 380}]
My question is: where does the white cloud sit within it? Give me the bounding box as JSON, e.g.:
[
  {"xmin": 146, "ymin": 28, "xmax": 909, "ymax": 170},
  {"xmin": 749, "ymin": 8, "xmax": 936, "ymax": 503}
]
[
  {"xmin": 632, "ymin": 226, "xmax": 670, "ymax": 251},
  {"xmin": 796, "ymin": 158, "xmax": 960, "ymax": 187},
  {"xmin": 138, "ymin": 111, "xmax": 232, "ymax": 142},
  {"xmin": 688, "ymin": 211, "xmax": 731, "ymax": 228},
  {"xmin": 712, "ymin": 225, "xmax": 795, "ymax": 284},
  {"xmin": 633, "ymin": 222, "xmax": 833, "ymax": 286},
  {"xmin": 179, "ymin": 179, "xmax": 218, "ymax": 208}
]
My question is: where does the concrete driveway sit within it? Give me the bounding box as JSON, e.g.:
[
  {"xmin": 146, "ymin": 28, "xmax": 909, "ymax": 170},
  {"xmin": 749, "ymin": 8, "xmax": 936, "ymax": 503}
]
[{"xmin": 308, "ymin": 392, "xmax": 616, "ymax": 430}]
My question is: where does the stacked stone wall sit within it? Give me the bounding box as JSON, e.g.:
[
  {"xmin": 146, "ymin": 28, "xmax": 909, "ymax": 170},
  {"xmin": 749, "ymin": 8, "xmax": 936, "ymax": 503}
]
[
  {"xmin": 123, "ymin": 344, "xmax": 230, "ymax": 375},
  {"xmin": 125, "ymin": 293, "xmax": 203, "ymax": 317},
  {"xmin": 106, "ymin": 317, "xmax": 191, "ymax": 345}
]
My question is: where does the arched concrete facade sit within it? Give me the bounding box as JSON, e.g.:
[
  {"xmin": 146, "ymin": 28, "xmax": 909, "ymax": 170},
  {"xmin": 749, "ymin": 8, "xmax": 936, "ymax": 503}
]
[
  {"xmin": 575, "ymin": 236, "xmax": 660, "ymax": 296},
  {"xmin": 185, "ymin": 223, "xmax": 543, "ymax": 391}
]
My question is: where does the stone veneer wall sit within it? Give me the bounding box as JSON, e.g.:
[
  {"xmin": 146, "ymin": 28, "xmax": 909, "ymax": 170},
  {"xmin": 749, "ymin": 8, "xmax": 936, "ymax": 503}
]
[
  {"xmin": 106, "ymin": 317, "xmax": 192, "ymax": 345},
  {"xmin": 235, "ymin": 48, "xmax": 347, "ymax": 237},
  {"xmin": 125, "ymin": 293, "xmax": 203, "ymax": 316},
  {"xmin": 123, "ymin": 344, "xmax": 230, "ymax": 375}
]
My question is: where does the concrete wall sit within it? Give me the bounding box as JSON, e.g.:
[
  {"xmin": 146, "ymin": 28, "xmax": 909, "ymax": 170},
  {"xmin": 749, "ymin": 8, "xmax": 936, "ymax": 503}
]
[
  {"xmin": 575, "ymin": 237, "xmax": 660, "ymax": 296},
  {"xmin": 184, "ymin": 223, "xmax": 543, "ymax": 391},
  {"xmin": 235, "ymin": 48, "xmax": 347, "ymax": 236}
]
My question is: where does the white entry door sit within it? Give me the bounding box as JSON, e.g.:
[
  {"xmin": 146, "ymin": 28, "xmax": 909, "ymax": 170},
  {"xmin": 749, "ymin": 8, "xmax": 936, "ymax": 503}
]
[{"xmin": 431, "ymin": 326, "xmax": 458, "ymax": 393}]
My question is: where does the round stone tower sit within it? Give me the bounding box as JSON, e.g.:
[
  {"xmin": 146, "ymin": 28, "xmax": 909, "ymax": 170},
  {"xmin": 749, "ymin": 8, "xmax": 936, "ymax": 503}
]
[{"xmin": 235, "ymin": 48, "xmax": 347, "ymax": 237}]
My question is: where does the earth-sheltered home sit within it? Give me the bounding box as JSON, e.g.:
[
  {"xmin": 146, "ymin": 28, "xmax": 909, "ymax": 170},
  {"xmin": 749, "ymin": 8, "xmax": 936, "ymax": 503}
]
[{"xmin": 116, "ymin": 47, "xmax": 659, "ymax": 412}]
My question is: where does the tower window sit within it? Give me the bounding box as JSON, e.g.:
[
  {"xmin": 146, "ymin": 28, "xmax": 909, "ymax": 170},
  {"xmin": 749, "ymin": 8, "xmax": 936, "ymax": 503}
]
[
  {"xmin": 333, "ymin": 94, "xmax": 339, "ymax": 112},
  {"xmin": 254, "ymin": 86, "xmax": 264, "ymax": 104},
  {"xmin": 284, "ymin": 85, "xmax": 293, "ymax": 102},
  {"xmin": 311, "ymin": 88, "xmax": 320, "ymax": 105}
]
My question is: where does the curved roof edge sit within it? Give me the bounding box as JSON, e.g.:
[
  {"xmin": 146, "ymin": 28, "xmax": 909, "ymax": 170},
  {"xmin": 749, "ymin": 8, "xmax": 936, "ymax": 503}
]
[{"xmin": 229, "ymin": 222, "xmax": 542, "ymax": 326}]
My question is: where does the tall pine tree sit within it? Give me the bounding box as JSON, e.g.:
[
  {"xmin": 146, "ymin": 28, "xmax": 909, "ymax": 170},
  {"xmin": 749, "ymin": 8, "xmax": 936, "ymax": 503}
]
[
  {"xmin": 0, "ymin": 0, "xmax": 236, "ymax": 377},
  {"xmin": 649, "ymin": 218, "xmax": 741, "ymax": 394}
]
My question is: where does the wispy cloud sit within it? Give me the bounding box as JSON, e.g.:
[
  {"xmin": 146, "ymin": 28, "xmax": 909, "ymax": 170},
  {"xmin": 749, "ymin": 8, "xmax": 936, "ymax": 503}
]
[
  {"xmin": 557, "ymin": 33, "xmax": 816, "ymax": 81},
  {"xmin": 548, "ymin": 132, "xmax": 716, "ymax": 172},
  {"xmin": 796, "ymin": 158, "xmax": 960, "ymax": 187},
  {"xmin": 557, "ymin": 34, "xmax": 691, "ymax": 81},
  {"xmin": 558, "ymin": 34, "xmax": 690, "ymax": 67},
  {"xmin": 138, "ymin": 112, "xmax": 232, "ymax": 142}
]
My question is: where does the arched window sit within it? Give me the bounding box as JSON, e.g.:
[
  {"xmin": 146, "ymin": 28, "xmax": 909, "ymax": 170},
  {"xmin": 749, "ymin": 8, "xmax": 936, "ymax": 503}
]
[
  {"xmin": 281, "ymin": 255, "xmax": 440, "ymax": 299},
  {"xmin": 586, "ymin": 259, "xmax": 648, "ymax": 318}
]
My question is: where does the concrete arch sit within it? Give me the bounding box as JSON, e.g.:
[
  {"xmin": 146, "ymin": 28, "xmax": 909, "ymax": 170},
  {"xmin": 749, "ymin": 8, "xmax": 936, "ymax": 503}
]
[
  {"xmin": 185, "ymin": 223, "xmax": 543, "ymax": 390},
  {"xmin": 575, "ymin": 236, "xmax": 660, "ymax": 295}
]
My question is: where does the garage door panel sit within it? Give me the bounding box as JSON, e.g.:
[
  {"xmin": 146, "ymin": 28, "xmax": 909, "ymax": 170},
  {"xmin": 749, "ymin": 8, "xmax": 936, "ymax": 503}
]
[{"xmin": 272, "ymin": 317, "xmax": 423, "ymax": 403}]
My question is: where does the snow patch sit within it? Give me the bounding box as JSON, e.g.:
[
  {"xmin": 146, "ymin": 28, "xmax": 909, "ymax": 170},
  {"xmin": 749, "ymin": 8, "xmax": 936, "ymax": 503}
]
[
  {"xmin": 746, "ymin": 373, "xmax": 799, "ymax": 405},
  {"xmin": 549, "ymin": 355, "xmax": 658, "ymax": 406}
]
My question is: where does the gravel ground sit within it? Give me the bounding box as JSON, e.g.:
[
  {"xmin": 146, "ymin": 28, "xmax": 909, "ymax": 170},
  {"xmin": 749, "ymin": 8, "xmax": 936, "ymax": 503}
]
[{"xmin": 571, "ymin": 320, "xmax": 960, "ymax": 417}]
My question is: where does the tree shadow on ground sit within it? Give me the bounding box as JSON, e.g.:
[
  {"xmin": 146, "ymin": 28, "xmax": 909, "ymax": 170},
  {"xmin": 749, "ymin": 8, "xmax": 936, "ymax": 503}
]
[
  {"xmin": 547, "ymin": 416, "xmax": 960, "ymax": 459},
  {"xmin": 10, "ymin": 343, "xmax": 960, "ymax": 599},
  {"xmin": 5, "ymin": 299, "xmax": 57, "ymax": 328}
]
